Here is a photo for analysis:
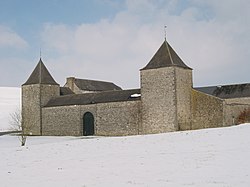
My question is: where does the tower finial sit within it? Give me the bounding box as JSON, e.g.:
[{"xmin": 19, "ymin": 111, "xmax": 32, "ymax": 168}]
[
  {"xmin": 164, "ymin": 25, "xmax": 167, "ymax": 41},
  {"xmin": 164, "ymin": 26, "xmax": 174, "ymax": 64},
  {"xmin": 40, "ymin": 47, "xmax": 42, "ymax": 59}
]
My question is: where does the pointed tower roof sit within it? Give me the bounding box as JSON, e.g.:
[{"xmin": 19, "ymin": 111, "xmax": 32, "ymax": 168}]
[
  {"xmin": 142, "ymin": 40, "xmax": 192, "ymax": 70},
  {"xmin": 23, "ymin": 58, "xmax": 59, "ymax": 85}
]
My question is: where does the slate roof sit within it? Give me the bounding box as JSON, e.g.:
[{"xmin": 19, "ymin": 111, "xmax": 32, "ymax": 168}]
[
  {"xmin": 23, "ymin": 59, "xmax": 58, "ymax": 85},
  {"xmin": 45, "ymin": 89, "xmax": 141, "ymax": 107},
  {"xmin": 74, "ymin": 78, "xmax": 122, "ymax": 91},
  {"xmin": 195, "ymin": 83, "xmax": 250, "ymax": 99},
  {"xmin": 142, "ymin": 40, "xmax": 192, "ymax": 70},
  {"xmin": 60, "ymin": 87, "xmax": 74, "ymax": 96},
  {"xmin": 195, "ymin": 86, "xmax": 218, "ymax": 96}
]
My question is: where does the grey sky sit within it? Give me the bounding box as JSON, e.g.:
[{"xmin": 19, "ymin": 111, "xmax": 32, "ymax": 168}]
[{"xmin": 0, "ymin": 0, "xmax": 249, "ymax": 89}]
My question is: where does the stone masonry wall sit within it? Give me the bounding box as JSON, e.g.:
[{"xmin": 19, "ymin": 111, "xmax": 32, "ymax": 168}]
[
  {"xmin": 40, "ymin": 84, "xmax": 60, "ymax": 107},
  {"xmin": 191, "ymin": 89, "xmax": 224, "ymax": 129},
  {"xmin": 141, "ymin": 67, "xmax": 178, "ymax": 134},
  {"xmin": 223, "ymin": 97, "xmax": 250, "ymax": 126},
  {"xmin": 42, "ymin": 100, "xmax": 141, "ymax": 136},
  {"xmin": 42, "ymin": 105, "xmax": 82, "ymax": 136},
  {"xmin": 40, "ymin": 84, "xmax": 60, "ymax": 135},
  {"xmin": 80, "ymin": 105, "xmax": 98, "ymax": 135},
  {"xmin": 95, "ymin": 101, "xmax": 141, "ymax": 136},
  {"xmin": 175, "ymin": 68, "xmax": 193, "ymax": 131},
  {"xmin": 22, "ymin": 84, "xmax": 59, "ymax": 135},
  {"xmin": 22, "ymin": 85, "xmax": 41, "ymax": 135}
]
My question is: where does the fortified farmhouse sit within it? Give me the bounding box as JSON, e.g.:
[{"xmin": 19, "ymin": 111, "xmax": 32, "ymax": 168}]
[{"xmin": 22, "ymin": 39, "xmax": 250, "ymax": 136}]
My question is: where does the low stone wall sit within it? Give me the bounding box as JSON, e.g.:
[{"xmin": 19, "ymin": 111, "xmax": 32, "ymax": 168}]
[{"xmin": 191, "ymin": 89, "xmax": 224, "ymax": 129}]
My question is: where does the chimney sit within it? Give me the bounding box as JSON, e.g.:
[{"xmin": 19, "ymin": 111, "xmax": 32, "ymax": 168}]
[{"xmin": 66, "ymin": 77, "xmax": 75, "ymax": 92}]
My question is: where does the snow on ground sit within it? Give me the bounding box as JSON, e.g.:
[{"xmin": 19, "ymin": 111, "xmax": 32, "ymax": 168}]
[
  {"xmin": 0, "ymin": 87, "xmax": 249, "ymax": 186},
  {"xmin": 0, "ymin": 87, "xmax": 20, "ymax": 131},
  {"xmin": 1, "ymin": 124, "xmax": 250, "ymax": 186}
]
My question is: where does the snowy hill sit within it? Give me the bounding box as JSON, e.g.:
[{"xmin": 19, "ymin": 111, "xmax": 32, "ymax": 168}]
[
  {"xmin": 0, "ymin": 87, "xmax": 250, "ymax": 186},
  {"xmin": 0, "ymin": 87, "xmax": 20, "ymax": 131},
  {"xmin": 1, "ymin": 124, "xmax": 250, "ymax": 186}
]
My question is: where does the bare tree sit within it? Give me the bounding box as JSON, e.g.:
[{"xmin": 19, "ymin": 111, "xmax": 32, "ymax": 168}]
[{"xmin": 9, "ymin": 109, "xmax": 26, "ymax": 146}]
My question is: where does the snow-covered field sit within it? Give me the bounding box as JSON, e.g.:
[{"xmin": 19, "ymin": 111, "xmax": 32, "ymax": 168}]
[
  {"xmin": 0, "ymin": 87, "xmax": 250, "ymax": 186},
  {"xmin": 0, "ymin": 87, "xmax": 20, "ymax": 131},
  {"xmin": 0, "ymin": 125, "xmax": 250, "ymax": 186}
]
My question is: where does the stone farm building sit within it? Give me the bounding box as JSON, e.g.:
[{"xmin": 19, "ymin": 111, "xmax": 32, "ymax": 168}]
[{"xmin": 22, "ymin": 39, "xmax": 250, "ymax": 136}]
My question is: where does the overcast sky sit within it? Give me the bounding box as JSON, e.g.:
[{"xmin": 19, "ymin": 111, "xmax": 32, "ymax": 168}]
[{"xmin": 0, "ymin": 0, "xmax": 249, "ymax": 89}]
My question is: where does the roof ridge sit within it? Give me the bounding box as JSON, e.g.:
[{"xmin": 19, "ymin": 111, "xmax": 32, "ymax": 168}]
[
  {"xmin": 196, "ymin": 82, "xmax": 250, "ymax": 89},
  {"xmin": 73, "ymin": 78, "xmax": 122, "ymax": 91},
  {"xmin": 165, "ymin": 41, "xmax": 174, "ymax": 65},
  {"xmin": 75, "ymin": 78, "xmax": 116, "ymax": 84}
]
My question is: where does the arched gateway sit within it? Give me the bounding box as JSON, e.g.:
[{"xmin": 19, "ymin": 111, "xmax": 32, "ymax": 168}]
[{"xmin": 83, "ymin": 112, "xmax": 95, "ymax": 136}]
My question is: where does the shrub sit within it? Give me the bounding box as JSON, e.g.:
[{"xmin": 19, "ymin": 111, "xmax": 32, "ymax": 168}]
[{"xmin": 236, "ymin": 108, "xmax": 250, "ymax": 124}]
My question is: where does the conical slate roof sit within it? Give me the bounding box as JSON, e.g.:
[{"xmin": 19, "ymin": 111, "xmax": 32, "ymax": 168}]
[
  {"xmin": 23, "ymin": 59, "xmax": 58, "ymax": 85},
  {"xmin": 142, "ymin": 40, "xmax": 192, "ymax": 70}
]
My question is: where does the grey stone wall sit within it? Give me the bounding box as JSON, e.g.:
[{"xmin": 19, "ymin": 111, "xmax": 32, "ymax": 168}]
[
  {"xmin": 22, "ymin": 85, "xmax": 41, "ymax": 135},
  {"xmin": 140, "ymin": 67, "xmax": 178, "ymax": 134},
  {"xmin": 95, "ymin": 101, "xmax": 141, "ymax": 136},
  {"xmin": 175, "ymin": 68, "xmax": 193, "ymax": 130},
  {"xmin": 40, "ymin": 84, "xmax": 60, "ymax": 107},
  {"xmin": 22, "ymin": 84, "xmax": 59, "ymax": 135},
  {"xmin": 42, "ymin": 100, "xmax": 141, "ymax": 136},
  {"xmin": 42, "ymin": 105, "xmax": 82, "ymax": 136},
  {"xmin": 223, "ymin": 97, "xmax": 250, "ymax": 126},
  {"xmin": 191, "ymin": 89, "xmax": 224, "ymax": 129},
  {"xmin": 80, "ymin": 105, "xmax": 97, "ymax": 135}
]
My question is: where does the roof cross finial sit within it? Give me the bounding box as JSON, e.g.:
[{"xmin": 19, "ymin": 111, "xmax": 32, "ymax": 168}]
[{"xmin": 164, "ymin": 25, "xmax": 167, "ymax": 41}]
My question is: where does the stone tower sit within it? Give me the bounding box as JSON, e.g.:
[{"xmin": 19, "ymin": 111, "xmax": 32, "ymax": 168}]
[
  {"xmin": 140, "ymin": 40, "xmax": 193, "ymax": 134},
  {"xmin": 22, "ymin": 59, "xmax": 60, "ymax": 135}
]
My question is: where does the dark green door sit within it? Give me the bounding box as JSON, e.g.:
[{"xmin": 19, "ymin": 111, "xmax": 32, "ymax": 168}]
[{"xmin": 83, "ymin": 112, "xmax": 94, "ymax": 136}]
